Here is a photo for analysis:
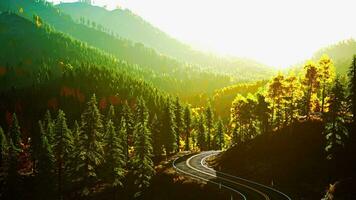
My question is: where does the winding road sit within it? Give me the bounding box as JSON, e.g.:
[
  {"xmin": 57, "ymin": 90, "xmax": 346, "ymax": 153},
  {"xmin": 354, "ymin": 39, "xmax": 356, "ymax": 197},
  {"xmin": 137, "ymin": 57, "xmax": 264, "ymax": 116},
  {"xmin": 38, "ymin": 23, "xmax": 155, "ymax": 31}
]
[{"xmin": 173, "ymin": 151, "xmax": 292, "ymax": 200}]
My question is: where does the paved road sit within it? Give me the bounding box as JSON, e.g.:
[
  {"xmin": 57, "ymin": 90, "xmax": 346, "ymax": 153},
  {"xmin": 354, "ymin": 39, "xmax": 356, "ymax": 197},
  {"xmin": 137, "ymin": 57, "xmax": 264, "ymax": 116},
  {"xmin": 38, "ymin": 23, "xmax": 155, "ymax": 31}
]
[{"xmin": 173, "ymin": 151, "xmax": 292, "ymax": 200}]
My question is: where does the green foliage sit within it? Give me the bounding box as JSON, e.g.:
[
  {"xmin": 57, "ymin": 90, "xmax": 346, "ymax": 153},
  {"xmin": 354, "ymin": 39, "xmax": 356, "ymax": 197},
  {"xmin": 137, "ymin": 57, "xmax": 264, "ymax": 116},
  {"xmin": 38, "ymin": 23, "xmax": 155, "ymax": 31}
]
[
  {"xmin": 324, "ymin": 117, "xmax": 348, "ymax": 160},
  {"xmin": 9, "ymin": 113, "xmax": 21, "ymax": 149},
  {"xmin": 162, "ymin": 100, "xmax": 177, "ymax": 153},
  {"xmin": 313, "ymin": 39, "xmax": 356, "ymax": 74},
  {"xmin": 151, "ymin": 114, "xmax": 162, "ymax": 156},
  {"xmin": 104, "ymin": 120, "xmax": 125, "ymax": 188},
  {"xmin": 302, "ymin": 61, "xmax": 320, "ymax": 118},
  {"xmin": 205, "ymin": 103, "xmax": 213, "ymax": 150},
  {"xmin": 132, "ymin": 98, "xmax": 155, "ymax": 197},
  {"xmin": 53, "ymin": 109, "xmax": 73, "ymax": 198},
  {"xmin": 183, "ymin": 106, "xmax": 192, "ymax": 151},
  {"xmin": 0, "ymin": 127, "xmax": 7, "ymax": 166},
  {"xmin": 36, "ymin": 133, "xmax": 55, "ymax": 199},
  {"xmin": 349, "ymin": 55, "xmax": 356, "ymax": 128},
  {"xmin": 214, "ymin": 118, "xmax": 225, "ymax": 150},
  {"xmin": 197, "ymin": 116, "xmax": 206, "ymax": 151},
  {"xmin": 255, "ymin": 93, "xmax": 270, "ymax": 134},
  {"xmin": 174, "ymin": 97, "xmax": 183, "ymax": 151},
  {"xmin": 78, "ymin": 94, "xmax": 104, "ymax": 195},
  {"xmin": 121, "ymin": 102, "xmax": 134, "ymax": 160}
]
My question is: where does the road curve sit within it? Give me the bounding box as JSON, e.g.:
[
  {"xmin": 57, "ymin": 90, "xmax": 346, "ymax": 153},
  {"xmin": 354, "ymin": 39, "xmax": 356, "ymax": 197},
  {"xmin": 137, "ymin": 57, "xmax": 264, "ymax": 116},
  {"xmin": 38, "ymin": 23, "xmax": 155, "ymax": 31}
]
[{"xmin": 173, "ymin": 151, "xmax": 292, "ymax": 200}]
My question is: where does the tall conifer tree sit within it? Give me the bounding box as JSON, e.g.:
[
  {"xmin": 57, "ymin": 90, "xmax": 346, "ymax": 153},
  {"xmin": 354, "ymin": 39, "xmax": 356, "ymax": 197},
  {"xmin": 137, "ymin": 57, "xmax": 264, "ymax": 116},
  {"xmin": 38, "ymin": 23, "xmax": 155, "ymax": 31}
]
[
  {"xmin": 132, "ymin": 98, "xmax": 155, "ymax": 198},
  {"xmin": 78, "ymin": 94, "xmax": 104, "ymax": 195}
]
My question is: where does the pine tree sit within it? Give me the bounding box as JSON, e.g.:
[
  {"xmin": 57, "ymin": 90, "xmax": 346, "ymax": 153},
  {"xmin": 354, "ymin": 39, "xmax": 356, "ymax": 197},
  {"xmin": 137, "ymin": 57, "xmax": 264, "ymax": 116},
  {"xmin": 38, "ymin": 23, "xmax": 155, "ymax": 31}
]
[
  {"xmin": 122, "ymin": 101, "xmax": 134, "ymax": 160},
  {"xmin": 267, "ymin": 74, "xmax": 285, "ymax": 129},
  {"xmin": 132, "ymin": 98, "xmax": 155, "ymax": 198},
  {"xmin": 231, "ymin": 125, "xmax": 241, "ymax": 146},
  {"xmin": 197, "ymin": 116, "xmax": 206, "ymax": 151},
  {"xmin": 104, "ymin": 120, "xmax": 125, "ymax": 198},
  {"xmin": 53, "ymin": 110, "xmax": 73, "ymax": 199},
  {"xmin": 283, "ymin": 73, "xmax": 303, "ymax": 126},
  {"xmin": 183, "ymin": 106, "xmax": 191, "ymax": 151},
  {"xmin": 43, "ymin": 110, "xmax": 55, "ymax": 145},
  {"xmin": 70, "ymin": 121, "xmax": 81, "ymax": 177},
  {"xmin": 256, "ymin": 94, "xmax": 270, "ymax": 134},
  {"xmin": 349, "ymin": 55, "xmax": 356, "ymax": 129},
  {"xmin": 36, "ymin": 133, "xmax": 55, "ymax": 199},
  {"xmin": 318, "ymin": 55, "xmax": 335, "ymax": 115},
  {"xmin": 0, "ymin": 126, "xmax": 7, "ymax": 167},
  {"xmin": 302, "ymin": 61, "xmax": 320, "ymax": 119},
  {"xmin": 162, "ymin": 100, "xmax": 177, "ymax": 153},
  {"xmin": 174, "ymin": 97, "xmax": 183, "ymax": 151},
  {"xmin": 9, "ymin": 113, "xmax": 21, "ymax": 149},
  {"xmin": 4, "ymin": 139, "xmax": 21, "ymax": 200},
  {"xmin": 215, "ymin": 118, "xmax": 225, "ymax": 150},
  {"xmin": 151, "ymin": 114, "xmax": 162, "ymax": 156},
  {"xmin": 79, "ymin": 94, "xmax": 104, "ymax": 195},
  {"xmin": 205, "ymin": 103, "xmax": 213, "ymax": 150},
  {"xmin": 324, "ymin": 77, "xmax": 348, "ymax": 160},
  {"xmin": 105, "ymin": 105, "xmax": 116, "ymax": 133}
]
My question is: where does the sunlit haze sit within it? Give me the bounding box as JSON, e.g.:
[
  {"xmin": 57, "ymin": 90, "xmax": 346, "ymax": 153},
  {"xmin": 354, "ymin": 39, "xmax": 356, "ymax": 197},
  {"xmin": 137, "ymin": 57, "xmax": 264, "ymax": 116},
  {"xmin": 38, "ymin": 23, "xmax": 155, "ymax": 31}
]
[{"xmin": 49, "ymin": 0, "xmax": 356, "ymax": 68}]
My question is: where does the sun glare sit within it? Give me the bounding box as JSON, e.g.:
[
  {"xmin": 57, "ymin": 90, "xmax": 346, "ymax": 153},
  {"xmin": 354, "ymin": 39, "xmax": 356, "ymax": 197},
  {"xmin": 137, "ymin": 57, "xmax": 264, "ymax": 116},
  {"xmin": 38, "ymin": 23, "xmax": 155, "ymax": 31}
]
[{"xmin": 51, "ymin": 0, "xmax": 356, "ymax": 68}]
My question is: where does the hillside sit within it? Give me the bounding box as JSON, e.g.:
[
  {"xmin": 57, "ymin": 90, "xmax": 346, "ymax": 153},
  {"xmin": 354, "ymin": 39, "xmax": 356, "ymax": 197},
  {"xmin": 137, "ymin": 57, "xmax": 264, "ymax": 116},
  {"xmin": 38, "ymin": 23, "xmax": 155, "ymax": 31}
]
[
  {"xmin": 56, "ymin": 2, "xmax": 275, "ymax": 80},
  {"xmin": 211, "ymin": 121, "xmax": 356, "ymax": 199},
  {"xmin": 312, "ymin": 39, "xmax": 356, "ymax": 74},
  {"xmin": 0, "ymin": 0, "xmax": 237, "ymax": 97}
]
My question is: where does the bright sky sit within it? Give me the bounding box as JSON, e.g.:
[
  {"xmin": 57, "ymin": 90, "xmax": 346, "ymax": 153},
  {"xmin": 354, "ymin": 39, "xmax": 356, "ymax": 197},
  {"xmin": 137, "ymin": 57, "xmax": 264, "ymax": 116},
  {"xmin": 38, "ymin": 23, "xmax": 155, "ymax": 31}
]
[{"xmin": 49, "ymin": 0, "xmax": 356, "ymax": 68}]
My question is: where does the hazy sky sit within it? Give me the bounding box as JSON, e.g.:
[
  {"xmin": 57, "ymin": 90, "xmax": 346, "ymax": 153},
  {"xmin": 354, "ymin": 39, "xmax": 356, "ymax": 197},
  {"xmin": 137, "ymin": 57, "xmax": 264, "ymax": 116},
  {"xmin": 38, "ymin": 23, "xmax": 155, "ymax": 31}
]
[{"xmin": 49, "ymin": 0, "xmax": 356, "ymax": 68}]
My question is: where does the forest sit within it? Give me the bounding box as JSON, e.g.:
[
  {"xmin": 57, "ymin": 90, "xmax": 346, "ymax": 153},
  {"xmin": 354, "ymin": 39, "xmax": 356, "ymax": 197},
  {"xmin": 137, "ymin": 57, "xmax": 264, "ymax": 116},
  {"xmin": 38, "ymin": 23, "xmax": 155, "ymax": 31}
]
[{"xmin": 1, "ymin": 0, "xmax": 356, "ymax": 199}]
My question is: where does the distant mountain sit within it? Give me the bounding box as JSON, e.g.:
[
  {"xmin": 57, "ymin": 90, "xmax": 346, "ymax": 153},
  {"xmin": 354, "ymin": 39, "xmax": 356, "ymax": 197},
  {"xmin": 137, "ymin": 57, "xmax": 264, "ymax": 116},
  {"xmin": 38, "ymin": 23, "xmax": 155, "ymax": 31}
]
[
  {"xmin": 57, "ymin": 2, "xmax": 275, "ymax": 79},
  {"xmin": 0, "ymin": 0, "xmax": 235, "ymax": 97},
  {"xmin": 312, "ymin": 39, "xmax": 356, "ymax": 74}
]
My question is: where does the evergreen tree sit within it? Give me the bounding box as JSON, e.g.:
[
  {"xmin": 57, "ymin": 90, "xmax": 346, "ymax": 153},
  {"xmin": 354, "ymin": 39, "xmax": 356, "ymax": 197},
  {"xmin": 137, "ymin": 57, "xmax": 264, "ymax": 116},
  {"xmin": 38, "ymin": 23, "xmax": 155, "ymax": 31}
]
[
  {"xmin": 283, "ymin": 73, "xmax": 303, "ymax": 126},
  {"xmin": 9, "ymin": 113, "xmax": 21, "ymax": 149},
  {"xmin": 256, "ymin": 94, "xmax": 270, "ymax": 134},
  {"xmin": 349, "ymin": 55, "xmax": 356, "ymax": 129},
  {"xmin": 0, "ymin": 126, "xmax": 7, "ymax": 167},
  {"xmin": 36, "ymin": 133, "xmax": 56, "ymax": 199},
  {"xmin": 302, "ymin": 61, "xmax": 320, "ymax": 119},
  {"xmin": 70, "ymin": 121, "xmax": 81, "ymax": 176},
  {"xmin": 151, "ymin": 114, "xmax": 162, "ymax": 156},
  {"xmin": 231, "ymin": 125, "xmax": 241, "ymax": 146},
  {"xmin": 4, "ymin": 139, "xmax": 21, "ymax": 200},
  {"xmin": 318, "ymin": 55, "xmax": 335, "ymax": 115},
  {"xmin": 197, "ymin": 116, "xmax": 206, "ymax": 151},
  {"xmin": 205, "ymin": 103, "xmax": 213, "ymax": 150},
  {"xmin": 183, "ymin": 106, "xmax": 192, "ymax": 151},
  {"xmin": 132, "ymin": 98, "xmax": 155, "ymax": 198},
  {"xmin": 78, "ymin": 94, "xmax": 104, "ymax": 195},
  {"xmin": 174, "ymin": 97, "xmax": 183, "ymax": 151},
  {"xmin": 104, "ymin": 119, "xmax": 125, "ymax": 198},
  {"xmin": 215, "ymin": 118, "xmax": 225, "ymax": 150},
  {"xmin": 267, "ymin": 74, "xmax": 285, "ymax": 129},
  {"xmin": 324, "ymin": 77, "xmax": 348, "ymax": 160},
  {"xmin": 162, "ymin": 100, "xmax": 177, "ymax": 153},
  {"xmin": 53, "ymin": 110, "xmax": 73, "ymax": 199},
  {"xmin": 43, "ymin": 110, "xmax": 55, "ymax": 145},
  {"xmin": 105, "ymin": 104, "xmax": 116, "ymax": 133},
  {"xmin": 122, "ymin": 101, "xmax": 134, "ymax": 160}
]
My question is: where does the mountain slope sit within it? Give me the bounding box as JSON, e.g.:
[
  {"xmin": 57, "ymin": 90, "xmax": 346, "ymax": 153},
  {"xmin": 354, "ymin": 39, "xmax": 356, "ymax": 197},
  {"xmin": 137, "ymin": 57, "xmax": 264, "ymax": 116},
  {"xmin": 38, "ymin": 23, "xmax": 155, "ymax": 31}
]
[
  {"xmin": 56, "ymin": 2, "xmax": 275, "ymax": 79},
  {"xmin": 312, "ymin": 38, "xmax": 356, "ymax": 74},
  {"xmin": 0, "ymin": 0, "xmax": 235, "ymax": 97},
  {"xmin": 212, "ymin": 120, "xmax": 356, "ymax": 199}
]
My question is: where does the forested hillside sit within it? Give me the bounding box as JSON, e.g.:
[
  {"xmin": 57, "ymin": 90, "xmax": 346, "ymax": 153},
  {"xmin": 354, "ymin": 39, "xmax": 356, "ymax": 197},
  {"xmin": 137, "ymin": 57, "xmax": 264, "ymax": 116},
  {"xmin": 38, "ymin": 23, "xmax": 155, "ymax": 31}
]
[
  {"xmin": 0, "ymin": 0, "xmax": 235, "ymax": 96},
  {"xmin": 0, "ymin": 12, "xmax": 202, "ymax": 199},
  {"xmin": 312, "ymin": 39, "xmax": 356, "ymax": 74},
  {"xmin": 211, "ymin": 55, "xmax": 356, "ymax": 199},
  {"xmin": 56, "ymin": 2, "xmax": 275, "ymax": 79}
]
